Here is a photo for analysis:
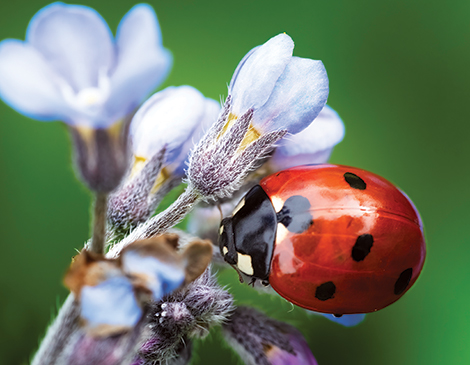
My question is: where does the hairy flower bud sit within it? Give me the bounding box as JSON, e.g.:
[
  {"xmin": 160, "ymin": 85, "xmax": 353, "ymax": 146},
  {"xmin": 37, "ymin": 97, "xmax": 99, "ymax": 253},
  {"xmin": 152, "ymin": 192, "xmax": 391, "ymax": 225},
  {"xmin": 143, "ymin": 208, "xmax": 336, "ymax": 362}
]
[
  {"xmin": 222, "ymin": 306, "xmax": 317, "ymax": 365},
  {"xmin": 134, "ymin": 268, "xmax": 234, "ymax": 364},
  {"xmin": 107, "ymin": 86, "xmax": 220, "ymax": 234}
]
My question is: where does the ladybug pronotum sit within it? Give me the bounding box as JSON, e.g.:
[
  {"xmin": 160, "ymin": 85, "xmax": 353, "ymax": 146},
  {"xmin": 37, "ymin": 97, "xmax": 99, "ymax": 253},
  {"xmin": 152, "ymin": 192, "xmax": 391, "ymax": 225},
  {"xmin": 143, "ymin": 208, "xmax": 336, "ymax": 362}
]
[{"xmin": 218, "ymin": 164, "xmax": 426, "ymax": 314}]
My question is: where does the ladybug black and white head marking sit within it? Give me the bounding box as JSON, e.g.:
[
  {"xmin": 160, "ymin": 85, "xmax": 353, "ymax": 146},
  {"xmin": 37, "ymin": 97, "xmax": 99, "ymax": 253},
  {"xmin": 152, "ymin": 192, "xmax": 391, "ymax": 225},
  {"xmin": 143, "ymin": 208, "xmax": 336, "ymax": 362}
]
[
  {"xmin": 218, "ymin": 185, "xmax": 277, "ymax": 281},
  {"xmin": 218, "ymin": 185, "xmax": 314, "ymax": 284}
]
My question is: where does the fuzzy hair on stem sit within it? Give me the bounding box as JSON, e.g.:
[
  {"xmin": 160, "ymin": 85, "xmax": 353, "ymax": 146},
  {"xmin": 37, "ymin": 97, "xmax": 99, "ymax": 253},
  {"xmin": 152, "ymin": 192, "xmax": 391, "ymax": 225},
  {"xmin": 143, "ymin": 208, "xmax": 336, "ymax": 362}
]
[{"xmin": 187, "ymin": 96, "xmax": 287, "ymax": 200}]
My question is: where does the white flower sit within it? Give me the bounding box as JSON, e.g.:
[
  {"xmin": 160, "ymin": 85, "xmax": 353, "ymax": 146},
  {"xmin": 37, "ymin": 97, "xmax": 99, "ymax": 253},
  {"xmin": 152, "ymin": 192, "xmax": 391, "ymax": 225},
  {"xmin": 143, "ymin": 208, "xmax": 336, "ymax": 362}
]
[{"xmin": 0, "ymin": 3, "xmax": 171, "ymax": 127}]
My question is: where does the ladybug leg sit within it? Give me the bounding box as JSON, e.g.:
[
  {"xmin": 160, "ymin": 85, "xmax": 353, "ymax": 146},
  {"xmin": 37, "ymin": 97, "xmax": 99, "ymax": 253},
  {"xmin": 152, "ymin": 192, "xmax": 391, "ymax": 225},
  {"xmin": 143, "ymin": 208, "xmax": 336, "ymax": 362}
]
[
  {"xmin": 230, "ymin": 264, "xmax": 245, "ymax": 284},
  {"xmin": 261, "ymin": 279, "xmax": 270, "ymax": 287}
]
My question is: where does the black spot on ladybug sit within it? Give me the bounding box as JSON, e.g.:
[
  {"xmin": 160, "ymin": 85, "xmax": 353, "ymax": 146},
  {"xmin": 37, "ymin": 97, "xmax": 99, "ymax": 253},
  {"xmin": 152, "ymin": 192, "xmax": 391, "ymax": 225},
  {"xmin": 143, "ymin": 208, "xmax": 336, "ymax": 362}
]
[
  {"xmin": 394, "ymin": 268, "xmax": 413, "ymax": 295},
  {"xmin": 344, "ymin": 172, "xmax": 366, "ymax": 190},
  {"xmin": 276, "ymin": 195, "xmax": 313, "ymax": 233},
  {"xmin": 315, "ymin": 281, "xmax": 336, "ymax": 301},
  {"xmin": 352, "ymin": 234, "xmax": 374, "ymax": 262}
]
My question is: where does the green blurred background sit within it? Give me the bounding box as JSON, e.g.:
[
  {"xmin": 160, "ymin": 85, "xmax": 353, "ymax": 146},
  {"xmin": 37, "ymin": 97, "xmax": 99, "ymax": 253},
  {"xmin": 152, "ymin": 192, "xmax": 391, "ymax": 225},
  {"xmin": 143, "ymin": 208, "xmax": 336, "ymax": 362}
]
[{"xmin": 0, "ymin": 0, "xmax": 469, "ymax": 364}]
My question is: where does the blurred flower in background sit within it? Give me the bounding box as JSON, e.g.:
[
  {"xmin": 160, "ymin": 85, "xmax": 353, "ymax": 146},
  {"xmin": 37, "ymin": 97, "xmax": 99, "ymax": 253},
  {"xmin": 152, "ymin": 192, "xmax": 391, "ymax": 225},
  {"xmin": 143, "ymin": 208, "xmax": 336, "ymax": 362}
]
[
  {"xmin": 0, "ymin": 3, "xmax": 172, "ymax": 192},
  {"xmin": 0, "ymin": 2, "xmax": 171, "ymax": 127}
]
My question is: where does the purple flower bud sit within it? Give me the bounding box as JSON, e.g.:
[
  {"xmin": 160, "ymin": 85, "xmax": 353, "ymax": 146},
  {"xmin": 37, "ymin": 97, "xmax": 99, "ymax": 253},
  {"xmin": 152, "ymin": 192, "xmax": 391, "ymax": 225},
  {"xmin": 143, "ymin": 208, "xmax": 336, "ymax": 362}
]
[
  {"xmin": 65, "ymin": 329, "xmax": 137, "ymax": 365},
  {"xmin": 135, "ymin": 268, "xmax": 233, "ymax": 364},
  {"xmin": 222, "ymin": 306, "xmax": 317, "ymax": 365}
]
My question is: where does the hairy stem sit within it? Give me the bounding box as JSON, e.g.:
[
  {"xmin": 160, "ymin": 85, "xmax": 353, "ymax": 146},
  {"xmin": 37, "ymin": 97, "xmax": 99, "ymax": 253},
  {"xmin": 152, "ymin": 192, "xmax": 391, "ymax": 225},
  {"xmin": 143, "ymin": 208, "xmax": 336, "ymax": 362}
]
[
  {"xmin": 90, "ymin": 193, "xmax": 108, "ymax": 254},
  {"xmin": 108, "ymin": 186, "xmax": 201, "ymax": 258},
  {"xmin": 31, "ymin": 295, "xmax": 79, "ymax": 365}
]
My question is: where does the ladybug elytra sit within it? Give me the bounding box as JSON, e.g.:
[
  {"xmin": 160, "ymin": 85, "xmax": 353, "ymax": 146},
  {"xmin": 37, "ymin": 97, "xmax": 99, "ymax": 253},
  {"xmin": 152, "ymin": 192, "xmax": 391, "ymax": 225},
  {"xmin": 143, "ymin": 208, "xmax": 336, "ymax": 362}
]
[{"xmin": 218, "ymin": 164, "xmax": 426, "ymax": 314}]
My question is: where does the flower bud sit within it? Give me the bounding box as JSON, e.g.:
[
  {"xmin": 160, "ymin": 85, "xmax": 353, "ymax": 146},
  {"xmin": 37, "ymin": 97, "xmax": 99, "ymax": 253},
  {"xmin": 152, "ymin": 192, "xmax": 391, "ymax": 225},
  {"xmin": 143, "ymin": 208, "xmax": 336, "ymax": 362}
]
[
  {"xmin": 108, "ymin": 86, "xmax": 220, "ymax": 234},
  {"xmin": 222, "ymin": 306, "xmax": 317, "ymax": 365}
]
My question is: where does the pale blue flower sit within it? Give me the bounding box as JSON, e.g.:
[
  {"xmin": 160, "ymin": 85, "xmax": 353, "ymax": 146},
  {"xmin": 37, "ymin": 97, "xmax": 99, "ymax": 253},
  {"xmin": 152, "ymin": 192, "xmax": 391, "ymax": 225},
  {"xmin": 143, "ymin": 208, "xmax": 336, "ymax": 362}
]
[
  {"xmin": 314, "ymin": 312, "xmax": 366, "ymax": 327},
  {"xmin": 0, "ymin": 2, "xmax": 171, "ymax": 127},
  {"xmin": 130, "ymin": 85, "xmax": 220, "ymax": 177},
  {"xmin": 121, "ymin": 249, "xmax": 185, "ymax": 301},
  {"xmin": 73, "ymin": 239, "xmax": 187, "ymax": 333},
  {"xmin": 268, "ymin": 105, "xmax": 345, "ymax": 171},
  {"xmin": 81, "ymin": 276, "xmax": 143, "ymax": 329},
  {"xmin": 229, "ymin": 33, "xmax": 329, "ymax": 135}
]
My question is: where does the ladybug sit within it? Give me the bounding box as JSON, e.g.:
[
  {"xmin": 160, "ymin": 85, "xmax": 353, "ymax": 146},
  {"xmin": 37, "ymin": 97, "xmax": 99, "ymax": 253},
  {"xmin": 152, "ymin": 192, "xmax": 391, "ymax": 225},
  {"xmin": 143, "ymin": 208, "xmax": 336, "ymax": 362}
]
[{"xmin": 218, "ymin": 164, "xmax": 426, "ymax": 314}]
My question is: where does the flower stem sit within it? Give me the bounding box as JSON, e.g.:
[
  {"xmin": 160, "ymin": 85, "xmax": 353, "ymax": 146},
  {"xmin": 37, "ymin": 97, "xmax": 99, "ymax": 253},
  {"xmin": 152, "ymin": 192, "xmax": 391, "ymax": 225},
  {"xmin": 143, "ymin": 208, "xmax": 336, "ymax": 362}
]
[
  {"xmin": 108, "ymin": 186, "xmax": 201, "ymax": 258},
  {"xmin": 31, "ymin": 295, "xmax": 79, "ymax": 365},
  {"xmin": 90, "ymin": 192, "xmax": 108, "ymax": 254}
]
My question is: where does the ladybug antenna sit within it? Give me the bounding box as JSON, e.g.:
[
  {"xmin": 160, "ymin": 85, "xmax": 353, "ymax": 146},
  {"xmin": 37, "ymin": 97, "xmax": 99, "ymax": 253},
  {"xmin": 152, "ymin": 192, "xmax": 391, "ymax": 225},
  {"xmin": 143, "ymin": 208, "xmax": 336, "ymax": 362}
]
[
  {"xmin": 249, "ymin": 277, "xmax": 256, "ymax": 287},
  {"xmin": 216, "ymin": 204, "xmax": 224, "ymax": 220},
  {"xmin": 230, "ymin": 264, "xmax": 244, "ymax": 284}
]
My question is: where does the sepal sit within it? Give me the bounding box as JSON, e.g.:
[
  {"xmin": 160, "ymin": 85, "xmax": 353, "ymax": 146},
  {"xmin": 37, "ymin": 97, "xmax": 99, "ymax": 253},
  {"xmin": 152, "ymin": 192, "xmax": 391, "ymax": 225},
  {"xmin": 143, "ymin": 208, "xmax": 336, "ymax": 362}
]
[{"xmin": 70, "ymin": 120, "xmax": 130, "ymax": 193}]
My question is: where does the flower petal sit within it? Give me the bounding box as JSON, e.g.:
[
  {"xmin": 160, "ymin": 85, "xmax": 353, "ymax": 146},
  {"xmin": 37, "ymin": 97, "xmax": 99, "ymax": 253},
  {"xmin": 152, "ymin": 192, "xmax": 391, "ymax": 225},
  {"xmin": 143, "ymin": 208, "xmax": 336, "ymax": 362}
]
[
  {"xmin": 229, "ymin": 45, "xmax": 259, "ymax": 92},
  {"xmin": 229, "ymin": 34, "xmax": 294, "ymax": 116},
  {"xmin": 122, "ymin": 250, "xmax": 185, "ymax": 300},
  {"xmin": 253, "ymin": 56, "xmax": 329, "ymax": 134},
  {"xmin": 318, "ymin": 313, "xmax": 366, "ymax": 327},
  {"xmin": 26, "ymin": 2, "xmax": 114, "ymax": 91},
  {"xmin": 81, "ymin": 276, "xmax": 142, "ymax": 329},
  {"xmin": 130, "ymin": 86, "xmax": 207, "ymax": 163},
  {"xmin": 106, "ymin": 4, "xmax": 172, "ymax": 121},
  {"xmin": 0, "ymin": 39, "xmax": 68, "ymax": 120},
  {"xmin": 269, "ymin": 105, "xmax": 344, "ymax": 170}
]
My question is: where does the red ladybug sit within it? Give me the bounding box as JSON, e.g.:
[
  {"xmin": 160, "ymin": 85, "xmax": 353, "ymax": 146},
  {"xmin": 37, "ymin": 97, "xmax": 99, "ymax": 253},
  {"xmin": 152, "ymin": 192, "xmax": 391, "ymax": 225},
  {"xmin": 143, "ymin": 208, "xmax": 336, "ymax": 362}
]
[{"xmin": 218, "ymin": 164, "xmax": 426, "ymax": 314}]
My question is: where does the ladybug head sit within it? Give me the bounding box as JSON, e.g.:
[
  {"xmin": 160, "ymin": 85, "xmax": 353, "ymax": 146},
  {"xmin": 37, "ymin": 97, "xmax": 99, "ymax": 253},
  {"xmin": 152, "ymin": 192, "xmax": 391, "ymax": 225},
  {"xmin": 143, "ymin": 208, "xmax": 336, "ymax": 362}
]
[
  {"xmin": 218, "ymin": 185, "xmax": 277, "ymax": 282},
  {"xmin": 218, "ymin": 217, "xmax": 238, "ymax": 266}
]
